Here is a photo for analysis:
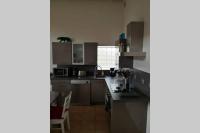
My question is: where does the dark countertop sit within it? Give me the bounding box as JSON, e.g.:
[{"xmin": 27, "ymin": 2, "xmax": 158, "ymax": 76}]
[
  {"xmin": 51, "ymin": 75, "xmax": 149, "ymax": 102},
  {"xmin": 51, "ymin": 75, "xmax": 105, "ymax": 80},
  {"xmin": 105, "ymin": 77, "xmax": 149, "ymax": 102}
]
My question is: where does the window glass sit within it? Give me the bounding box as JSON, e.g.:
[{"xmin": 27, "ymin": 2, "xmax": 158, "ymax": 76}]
[{"xmin": 97, "ymin": 46, "xmax": 119, "ymax": 70}]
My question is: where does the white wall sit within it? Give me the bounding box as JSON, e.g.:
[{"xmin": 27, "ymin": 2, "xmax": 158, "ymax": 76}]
[
  {"xmin": 51, "ymin": 0, "xmax": 123, "ymax": 44},
  {"xmin": 123, "ymin": 1, "xmax": 150, "ymax": 132},
  {"xmin": 123, "ymin": 0, "xmax": 150, "ymax": 73},
  {"xmin": 50, "ymin": 0, "xmax": 124, "ymax": 71}
]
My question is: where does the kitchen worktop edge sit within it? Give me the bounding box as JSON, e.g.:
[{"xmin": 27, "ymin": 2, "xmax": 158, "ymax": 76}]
[{"xmin": 104, "ymin": 77, "xmax": 149, "ymax": 102}]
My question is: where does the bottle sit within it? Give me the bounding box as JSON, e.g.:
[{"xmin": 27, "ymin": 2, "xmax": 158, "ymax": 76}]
[{"xmin": 126, "ymin": 45, "xmax": 130, "ymax": 52}]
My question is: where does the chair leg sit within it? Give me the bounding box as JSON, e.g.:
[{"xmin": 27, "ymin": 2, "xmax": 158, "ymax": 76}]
[
  {"xmin": 61, "ymin": 122, "xmax": 65, "ymax": 133},
  {"xmin": 66, "ymin": 112, "xmax": 70, "ymax": 130}
]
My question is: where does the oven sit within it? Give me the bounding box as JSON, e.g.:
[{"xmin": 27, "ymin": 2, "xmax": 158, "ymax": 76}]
[
  {"xmin": 105, "ymin": 88, "xmax": 111, "ymax": 111},
  {"xmin": 105, "ymin": 89, "xmax": 111, "ymax": 122},
  {"xmin": 70, "ymin": 80, "xmax": 91, "ymax": 105}
]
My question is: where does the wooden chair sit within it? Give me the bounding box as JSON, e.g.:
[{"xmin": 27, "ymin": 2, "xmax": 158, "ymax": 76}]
[{"xmin": 50, "ymin": 91, "xmax": 72, "ymax": 133}]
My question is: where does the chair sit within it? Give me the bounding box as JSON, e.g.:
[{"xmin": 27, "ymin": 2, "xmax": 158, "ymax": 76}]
[{"xmin": 50, "ymin": 91, "xmax": 72, "ymax": 133}]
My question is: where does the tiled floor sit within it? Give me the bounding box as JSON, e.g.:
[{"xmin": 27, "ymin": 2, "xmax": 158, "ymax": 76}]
[{"xmin": 51, "ymin": 105, "xmax": 110, "ymax": 133}]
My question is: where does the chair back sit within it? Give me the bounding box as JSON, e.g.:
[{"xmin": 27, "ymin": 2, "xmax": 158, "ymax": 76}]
[{"xmin": 61, "ymin": 91, "xmax": 72, "ymax": 118}]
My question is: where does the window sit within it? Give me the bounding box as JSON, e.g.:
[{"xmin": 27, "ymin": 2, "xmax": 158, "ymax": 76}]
[{"xmin": 97, "ymin": 46, "xmax": 120, "ymax": 70}]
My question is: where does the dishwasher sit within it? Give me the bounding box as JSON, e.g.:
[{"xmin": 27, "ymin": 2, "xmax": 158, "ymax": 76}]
[{"xmin": 70, "ymin": 80, "xmax": 90, "ymax": 105}]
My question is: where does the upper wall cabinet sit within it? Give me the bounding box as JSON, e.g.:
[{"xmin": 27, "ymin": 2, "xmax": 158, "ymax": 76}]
[
  {"xmin": 52, "ymin": 42, "xmax": 72, "ymax": 65},
  {"xmin": 52, "ymin": 42, "xmax": 97, "ymax": 65},
  {"xmin": 72, "ymin": 44, "xmax": 84, "ymax": 65},
  {"xmin": 84, "ymin": 42, "xmax": 97, "ymax": 65}
]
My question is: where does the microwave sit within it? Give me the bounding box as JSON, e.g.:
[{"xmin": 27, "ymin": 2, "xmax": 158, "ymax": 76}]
[{"xmin": 53, "ymin": 68, "xmax": 71, "ymax": 77}]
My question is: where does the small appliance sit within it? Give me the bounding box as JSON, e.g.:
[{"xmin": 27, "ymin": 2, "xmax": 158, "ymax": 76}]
[
  {"xmin": 78, "ymin": 70, "xmax": 86, "ymax": 77},
  {"xmin": 53, "ymin": 67, "xmax": 72, "ymax": 77}
]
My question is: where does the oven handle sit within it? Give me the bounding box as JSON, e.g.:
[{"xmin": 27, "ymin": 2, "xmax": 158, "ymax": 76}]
[{"xmin": 105, "ymin": 94, "xmax": 111, "ymax": 112}]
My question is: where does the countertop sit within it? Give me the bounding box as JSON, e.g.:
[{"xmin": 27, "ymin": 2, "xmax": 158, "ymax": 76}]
[
  {"xmin": 105, "ymin": 77, "xmax": 149, "ymax": 102},
  {"xmin": 51, "ymin": 75, "xmax": 105, "ymax": 80},
  {"xmin": 51, "ymin": 75, "xmax": 149, "ymax": 102}
]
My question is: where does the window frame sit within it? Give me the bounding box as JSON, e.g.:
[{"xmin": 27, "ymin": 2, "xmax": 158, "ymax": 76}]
[{"xmin": 97, "ymin": 46, "xmax": 120, "ymax": 70}]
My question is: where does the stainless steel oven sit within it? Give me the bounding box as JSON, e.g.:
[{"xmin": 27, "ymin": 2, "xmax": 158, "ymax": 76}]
[
  {"xmin": 105, "ymin": 89, "xmax": 111, "ymax": 112},
  {"xmin": 105, "ymin": 89, "xmax": 111, "ymax": 123},
  {"xmin": 70, "ymin": 80, "xmax": 90, "ymax": 105}
]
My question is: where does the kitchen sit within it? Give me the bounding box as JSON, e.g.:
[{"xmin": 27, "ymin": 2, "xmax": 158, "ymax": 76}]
[{"xmin": 50, "ymin": 0, "xmax": 150, "ymax": 133}]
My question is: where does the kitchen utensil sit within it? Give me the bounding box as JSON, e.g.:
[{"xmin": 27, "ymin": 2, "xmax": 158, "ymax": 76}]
[{"xmin": 78, "ymin": 70, "xmax": 86, "ymax": 77}]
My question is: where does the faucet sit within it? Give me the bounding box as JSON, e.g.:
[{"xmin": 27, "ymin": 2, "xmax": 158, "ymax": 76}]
[{"xmin": 94, "ymin": 65, "xmax": 104, "ymax": 77}]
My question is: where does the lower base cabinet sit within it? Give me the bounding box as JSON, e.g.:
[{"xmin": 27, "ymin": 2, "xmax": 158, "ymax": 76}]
[
  {"xmin": 51, "ymin": 79, "xmax": 106, "ymax": 105},
  {"xmin": 110, "ymin": 99, "xmax": 148, "ymax": 133},
  {"xmin": 91, "ymin": 79, "xmax": 105, "ymax": 104}
]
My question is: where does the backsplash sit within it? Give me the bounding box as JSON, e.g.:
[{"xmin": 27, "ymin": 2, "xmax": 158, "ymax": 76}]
[
  {"xmin": 132, "ymin": 68, "xmax": 150, "ymax": 98},
  {"xmin": 119, "ymin": 56, "xmax": 133, "ymax": 68},
  {"xmin": 57, "ymin": 65, "xmax": 96, "ymax": 76}
]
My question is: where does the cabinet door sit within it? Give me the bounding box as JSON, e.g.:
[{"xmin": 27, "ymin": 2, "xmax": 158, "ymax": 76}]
[
  {"xmin": 52, "ymin": 42, "xmax": 72, "ymax": 65},
  {"xmin": 127, "ymin": 22, "xmax": 144, "ymax": 52},
  {"xmin": 91, "ymin": 79, "xmax": 105, "ymax": 104},
  {"xmin": 72, "ymin": 44, "xmax": 84, "ymax": 65},
  {"xmin": 84, "ymin": 43, "xmax": 97, "ymax": 65},
  {"xmin": 51, "ymin": 80, "xmax": 71, "ymax": 106}
]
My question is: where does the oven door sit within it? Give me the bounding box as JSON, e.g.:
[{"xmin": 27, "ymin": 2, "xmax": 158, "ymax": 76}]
[
  {"xmin": 105, "ymin": 93, "xmax": 111, "ymax": 112},
  {"xmin": 70, "ymin": 80, "xmax": 90, "ymax": 105},
  {"xmin": 105, "ymin": 92, "xmax": 111, "ymax": 123}
]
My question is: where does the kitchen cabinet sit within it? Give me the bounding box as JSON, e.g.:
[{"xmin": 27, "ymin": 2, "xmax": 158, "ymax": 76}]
[
  {"xmin": 53, "ymin": 42, "xmax": 97, "ymax": 65},
  {"xmin": 52, "ymin": 42, "xmax": 72, "ymax": 65},
  {"xmin": 111, "ymin": 101, "xmax": 148, "ymax": 133},
  {"xmin": 91, "ymin": 79, "xmax": 105, "ymax": 104},
  {"xmin": 51, "ymin": 80, "xmax": 71, "ymax": 106},
  {"xmin": 72, "ymin": 44, "xmax": 84, "ymax": 65},
  {"xmin": 84, "ymin": 42, "xmax": 97, "ymax": 65}
]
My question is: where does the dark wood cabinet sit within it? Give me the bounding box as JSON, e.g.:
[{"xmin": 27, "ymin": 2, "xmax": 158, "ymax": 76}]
[
  {"xmin": 84, "ymin": 42, "xmax": 97, "ymax": 65},
  {"xmin": 51, "ymin": 80, "xmax": 71, "ymax": 106},
  {"xmin": 91, "ymin": 79, "xmax": 105, "ymax": 104},
  {"xmin": 127, "ymin": 22, "xmax": 144, "ymax": 52},
  {"xmin": 111, "ymin": 100, "xmax": 148, "ymax": 133},
  {"xmin": 52, "ymin": 42, "xmax": 97, "ymax": 65},
  {"xmin": 52, "ymin": 42, "xmax": 72, "ymax": 65}
]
